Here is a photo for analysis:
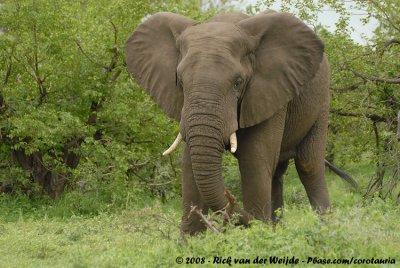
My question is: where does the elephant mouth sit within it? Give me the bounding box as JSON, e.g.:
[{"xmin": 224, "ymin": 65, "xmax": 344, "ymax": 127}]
[{"xmin": 162, "ymin": 132, "xmax": 238, "ymax": 155}]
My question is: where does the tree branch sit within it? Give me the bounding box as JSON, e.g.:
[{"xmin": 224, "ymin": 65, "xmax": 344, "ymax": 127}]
[
  {"xmin": 109, "ymin": 19, "xmax": 118, "ymax": 47},
  {"xmin": 31, "ymin": 22, "xmax": 47, "ymax": 104},
  {"xmin": 106, "ymin": 19, "xmax": 119, "ymax": 73},
  {"xmin": 168, "ymin": 154, "xmax": 177, "ymax": 178},
  {"xmin": 111, "ymin": 69, "xmax": 122, "ymax": 81},
  {"xmin": 1, "ymin": 58, "xmax": 12, "ymax": 115},
  {"xmin": 3, "ymin": 60, "xmax": 12, "ymax": 86},
  {"xmin": 75, "ymin": 40, "xmax": 106, "ymax": 68},
  {"xmin": 383, "ymin": 39, "xmax": 400, "ymax": 49},
  {"xmin": 352, "ymin": 70, "xmax": 400, "ymax": 84},
  {"xmin": 369, "ymin": 0, "xmax": 400, "ymax": 32},
  {"xmin": 330, "ymin": 81, "xmax": 366, "ymax": 92},
  {"xmin": 11, "ymin": 43, "xmax": 47, "ymax": 106},
  {"xmin": 330, "ymin": 108, "xmax": 387, "ymax": 123},
  {"xmin": 378, "ymin": 39, "xmax": 400, "ymax": 64},
  {"xmin": 188, "ymin": 205, "xmax": 220, "ymax": 233},
  {"xmin": 0, "ymin": 94, "xmax": 5, "ymax": 116},
  {"xmin": 397, "ymin": 110, "xmax": 400, "ymax": 141}
]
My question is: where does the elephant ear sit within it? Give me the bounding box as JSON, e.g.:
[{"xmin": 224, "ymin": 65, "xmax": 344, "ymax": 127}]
[
  {"xmin": 125, "ymin": 12, "xmax": 195, "ymax": 121},
  {"xmin": 238, "ymin": 13, "xmax": 324, "ymax": 128}
]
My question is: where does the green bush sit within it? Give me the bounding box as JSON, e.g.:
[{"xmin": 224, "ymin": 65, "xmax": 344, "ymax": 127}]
[{"xmin": 0, "ymin": 0, "xmax": 227, "ymax": 199}]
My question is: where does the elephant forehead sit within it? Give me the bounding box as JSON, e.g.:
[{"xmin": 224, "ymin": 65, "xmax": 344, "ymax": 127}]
[{"xmin": 181, "ymin": 22, "xmax": 248, "ymax": 51}]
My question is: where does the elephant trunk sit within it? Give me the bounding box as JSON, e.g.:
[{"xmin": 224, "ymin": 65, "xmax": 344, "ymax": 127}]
[
  {"xmin": 187, "ymin": 125, "xmax": 229, "ymax": 212},
  {"xmin": 182, "ymin": 90, "xmax": 251, "ymax": 224}
]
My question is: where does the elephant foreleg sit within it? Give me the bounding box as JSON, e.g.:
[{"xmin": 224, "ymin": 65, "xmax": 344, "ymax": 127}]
[
  {"xmin": 181, "ymin": 144, "xmax": 209, "ymax": 235},
  {"xmin": 237, "ymin": 108, "xmax": 286, "ymax": 222}
]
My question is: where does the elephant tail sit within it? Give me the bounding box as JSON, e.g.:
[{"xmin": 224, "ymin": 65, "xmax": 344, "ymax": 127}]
[{"xmin": 324, "ymin": 160, "xmax": 360, "ymax": 191}]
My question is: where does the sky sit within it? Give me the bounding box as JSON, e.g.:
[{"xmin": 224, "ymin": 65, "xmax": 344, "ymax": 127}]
[{"xmin": 238, "ymin": 0, "xmax": 378, "ymax": 44}]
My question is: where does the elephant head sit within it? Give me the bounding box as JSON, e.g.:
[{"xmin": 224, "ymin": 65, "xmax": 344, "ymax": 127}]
[{"xmin": 125, "ymin": 12, "xmax": 324, "ymax": 213}]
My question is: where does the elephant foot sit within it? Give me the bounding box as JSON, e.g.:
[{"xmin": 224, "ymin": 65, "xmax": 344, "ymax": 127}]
[
  {"xmin": 180, "ymin": 189, "xmax": 255, "ymax": 236},
  {"xmin": 228, "ymin": 206, "xmax": 253, "ymax": 227},
  {"xmin": 181, "ymin": 214, "xmax": 207, "ymax": 235},
  {"xmin": 181, "ymin": 204, "xmax": 253, "ymax": 236},
  {"xmin": 221, "ymin": 189, "xmax": 253, "ymax": 227},
  {"xmin": 272, "ymin": 215, "xmax": 281, "ymax": 223},
  {"xmin": 317, "ymin": 206, "xmax": 333, "ymax": 224}
]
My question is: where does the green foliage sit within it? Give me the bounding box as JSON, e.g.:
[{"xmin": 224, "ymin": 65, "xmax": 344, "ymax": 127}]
[
  {"xmin": 3, "ymin": 0, "xmax": 396, "ymax": 200},
  {"xmin": 0, "ymin": 169, "xmax": 399, "ymax": 268},
  {"xmin": 0, "ymin": 1, "xmax": 399, "ymax": 265},
  {"xmin": 0, "ymin": 0, "xmax": 230, "ymax": 198}
]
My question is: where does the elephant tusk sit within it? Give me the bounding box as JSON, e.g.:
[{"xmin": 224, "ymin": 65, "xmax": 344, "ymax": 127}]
[
  {"xmin": 230, "ymin": 132, "xmax": 237, "ymax": 153},
  {"xmin": 162, "ymin": 133, "xmax": 183, "ymax": 156}
]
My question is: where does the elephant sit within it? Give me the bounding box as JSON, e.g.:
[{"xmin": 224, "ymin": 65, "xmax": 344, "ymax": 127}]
[{"xmin": 126, "ymin": 10, "xmax": 334, "ymax": 235}]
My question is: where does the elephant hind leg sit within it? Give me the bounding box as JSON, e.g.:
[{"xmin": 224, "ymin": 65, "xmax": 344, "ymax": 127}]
[
  {"xmin": 295, "ymin": 113, "xmax": 331, "ymax": 214},
  {"xmin": 272, "ymin": 160, "xmax": 289, "ymax": 221}
]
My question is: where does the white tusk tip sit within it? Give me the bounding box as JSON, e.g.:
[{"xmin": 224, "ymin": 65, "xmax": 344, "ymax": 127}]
[
  {"xmin": 162, "ymin": 133, "xmax": 182, "ymax": 156},
  {"xmin": 229, "ymin": 132, "xmax": 237, "ymax": 154}
]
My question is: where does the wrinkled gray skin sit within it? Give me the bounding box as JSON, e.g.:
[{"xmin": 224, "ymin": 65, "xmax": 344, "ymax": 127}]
[{"xmin": 126, "ymin": 11, "xmax": 331, "ymax": 235}]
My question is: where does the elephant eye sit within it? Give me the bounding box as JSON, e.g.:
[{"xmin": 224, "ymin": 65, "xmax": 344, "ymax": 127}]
[{"xmin": 233, "ymin": 77, "xmax": 243, "ymax": 90}]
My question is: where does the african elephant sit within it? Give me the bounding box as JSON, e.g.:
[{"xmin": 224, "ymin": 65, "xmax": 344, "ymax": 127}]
[{"xmin": 126, "ymin": 11, "xmax": 331, "ymax": 235}]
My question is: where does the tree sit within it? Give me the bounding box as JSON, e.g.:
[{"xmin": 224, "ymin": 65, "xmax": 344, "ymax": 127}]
[{"xmin": 0, "ymin": 0, "xmax": 225, "ymax": 197}]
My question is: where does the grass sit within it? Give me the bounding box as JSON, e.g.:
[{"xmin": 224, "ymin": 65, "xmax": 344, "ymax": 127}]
[{"xmin": 0, "ymin": 165, "xmax": 399, "ymax": 267}]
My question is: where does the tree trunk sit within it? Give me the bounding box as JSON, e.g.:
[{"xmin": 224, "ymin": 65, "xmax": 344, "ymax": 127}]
[{"xmin": 11, "ymin": 136, "xmax": 82, "ymax": 197}]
